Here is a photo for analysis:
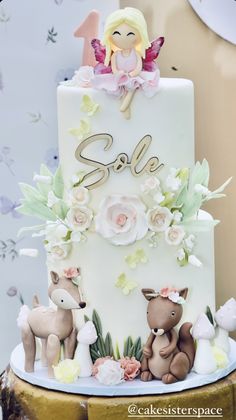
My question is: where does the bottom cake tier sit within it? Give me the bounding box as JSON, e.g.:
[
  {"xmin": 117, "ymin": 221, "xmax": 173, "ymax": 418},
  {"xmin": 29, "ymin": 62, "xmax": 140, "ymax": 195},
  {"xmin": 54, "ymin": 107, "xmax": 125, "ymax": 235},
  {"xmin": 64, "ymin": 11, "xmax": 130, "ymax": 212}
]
[{"xmin": 2, "ymin": 363, "xmax": 236, "ymax": 420}]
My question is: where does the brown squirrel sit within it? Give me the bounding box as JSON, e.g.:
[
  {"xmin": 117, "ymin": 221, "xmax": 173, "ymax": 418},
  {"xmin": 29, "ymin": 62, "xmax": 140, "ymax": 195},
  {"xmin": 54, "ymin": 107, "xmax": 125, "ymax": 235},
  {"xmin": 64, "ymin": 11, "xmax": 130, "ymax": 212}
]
[{"xmin": 141, "ymin": 287, "xmax": 195, "ymax": 384}]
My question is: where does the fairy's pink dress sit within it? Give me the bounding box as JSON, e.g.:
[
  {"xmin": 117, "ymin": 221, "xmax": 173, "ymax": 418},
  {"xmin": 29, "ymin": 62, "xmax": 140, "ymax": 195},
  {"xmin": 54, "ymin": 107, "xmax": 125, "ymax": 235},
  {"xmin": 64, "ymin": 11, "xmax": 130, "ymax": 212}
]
[{"xmin": 92, "ymin": 48, "xmax": 160, "ymax": 98}]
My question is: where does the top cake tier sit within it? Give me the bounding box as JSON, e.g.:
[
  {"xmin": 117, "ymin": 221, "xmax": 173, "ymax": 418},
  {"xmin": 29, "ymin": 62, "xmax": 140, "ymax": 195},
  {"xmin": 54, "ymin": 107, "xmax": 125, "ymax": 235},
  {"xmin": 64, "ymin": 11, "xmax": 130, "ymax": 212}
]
[{"xmin": 58, "ymin": 78, "xmax": 194, "ymax": 204}]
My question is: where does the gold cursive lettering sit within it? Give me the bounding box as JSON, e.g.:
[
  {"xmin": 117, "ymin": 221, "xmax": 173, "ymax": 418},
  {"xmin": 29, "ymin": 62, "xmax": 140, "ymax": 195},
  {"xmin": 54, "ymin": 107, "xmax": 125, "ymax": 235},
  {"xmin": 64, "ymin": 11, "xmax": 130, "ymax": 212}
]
[{"xmin": 75, "ymin": 133, "xmax": 164, "ymax": 190}]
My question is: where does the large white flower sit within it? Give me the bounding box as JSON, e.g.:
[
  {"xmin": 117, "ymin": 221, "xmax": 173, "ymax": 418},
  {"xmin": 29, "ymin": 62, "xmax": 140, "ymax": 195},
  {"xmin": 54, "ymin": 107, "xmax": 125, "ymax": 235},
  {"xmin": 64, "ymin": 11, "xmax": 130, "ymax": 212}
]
[
  {"xmin": 68, "ymin": 186, "xmax": 89, "ymax": 206},
  {"xmin": 66, "ymin": 206, "xmax": 93, "ymax": 232},
  {"xmin": 147, "ymin": 206, "xmax": 172, "ymax": 233},
  {"xmin": 95, "ymin": 195, "xmax": 148, "ymax": 246},
  {"xmin": 96, "ymin": 360, "xmax": 124, "ymax": 386},
  {"xmin": 165, "ymin": 225, "xmax": 185, "ymax": 246},
  {"xmin": 72, "ymin": 66, "xmax": 94, "ymax": 88}
]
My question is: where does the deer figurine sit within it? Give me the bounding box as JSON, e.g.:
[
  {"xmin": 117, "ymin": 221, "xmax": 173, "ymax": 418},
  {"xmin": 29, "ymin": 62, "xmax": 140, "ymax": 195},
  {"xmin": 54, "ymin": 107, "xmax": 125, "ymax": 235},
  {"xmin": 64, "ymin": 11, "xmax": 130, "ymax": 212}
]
[
  {"xmin": 141, "ymin": 287, "xmax": 195, "ymax": 384},
  {"xmin": 18, "ymin": 269, "xmax": 86, "ymax": 378}
]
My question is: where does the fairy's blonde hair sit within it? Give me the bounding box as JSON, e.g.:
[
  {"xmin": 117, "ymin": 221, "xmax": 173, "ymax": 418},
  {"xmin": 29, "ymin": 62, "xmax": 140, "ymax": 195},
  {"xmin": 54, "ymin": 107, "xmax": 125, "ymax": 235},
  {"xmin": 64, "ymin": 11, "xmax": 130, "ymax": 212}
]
[{"xmin": 102, "ymin": 7, "xmax": 151, "ymax": 66}]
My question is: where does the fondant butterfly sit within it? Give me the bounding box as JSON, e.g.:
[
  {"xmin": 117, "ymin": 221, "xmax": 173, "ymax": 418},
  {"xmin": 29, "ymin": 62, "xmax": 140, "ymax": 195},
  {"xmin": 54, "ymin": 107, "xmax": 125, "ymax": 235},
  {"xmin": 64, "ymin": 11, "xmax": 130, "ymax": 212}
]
[
  {"xmin": 91, "ymin": 36, "xmax": 165, "ymax": 75},
  {"xmin": 125, "ymin": 248, "xmax": 148, "ymax": 269},
  {"xmin": 115, "ymin": 273, "xmax": 138, "ymax": 295}
]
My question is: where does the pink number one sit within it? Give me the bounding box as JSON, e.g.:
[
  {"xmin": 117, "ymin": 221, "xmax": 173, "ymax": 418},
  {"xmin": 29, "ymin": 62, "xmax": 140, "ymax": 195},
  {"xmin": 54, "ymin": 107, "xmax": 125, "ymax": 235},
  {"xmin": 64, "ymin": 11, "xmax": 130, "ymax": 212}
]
[{"xmin": 74, "ymin": 10, "xmax": 100, "ymax": 67}]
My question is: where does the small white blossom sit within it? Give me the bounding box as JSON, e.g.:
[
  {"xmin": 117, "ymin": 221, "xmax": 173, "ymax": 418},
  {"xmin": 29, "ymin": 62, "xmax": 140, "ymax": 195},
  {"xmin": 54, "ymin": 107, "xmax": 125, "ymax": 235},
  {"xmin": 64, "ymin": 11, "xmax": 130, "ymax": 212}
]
[
  {"xmin": 173, "ymin": 210, "xmax": 182, "ymax": 223},
  {"xmin": 19, "ymin": 248, "xmax": 39, "ymax": 258},
  {"xmin": 184, "ymin": 234, "xmax": 195, "ymax": 252},
  {"xmin": 177, "ymin": 248, "xmax": 185, "ymax": 261},
  {"xmin": 194, "ymin": 184, "xmax": 210, "ymax": 196},
  {"xmin": 153, "ymin": 191, "xmax": 165, "ymax": 204},
  {"xmin": 166, "ymin": 168, "xmax": 182, "ymax": 192},
  {"xmin": 33, "ymin": 174, "xmax": 52, "ymax": 184},
  {"xmin": 188, "ymin": 254, "xmax": 202, "ymax": 268}
]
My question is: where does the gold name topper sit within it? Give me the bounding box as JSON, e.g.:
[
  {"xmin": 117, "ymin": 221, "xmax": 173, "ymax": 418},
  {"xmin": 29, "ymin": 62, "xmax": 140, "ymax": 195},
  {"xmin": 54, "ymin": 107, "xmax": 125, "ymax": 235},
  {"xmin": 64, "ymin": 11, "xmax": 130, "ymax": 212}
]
[{"xmin": 75, "ymin": 133, "xmax": 164, "ymax": 190}]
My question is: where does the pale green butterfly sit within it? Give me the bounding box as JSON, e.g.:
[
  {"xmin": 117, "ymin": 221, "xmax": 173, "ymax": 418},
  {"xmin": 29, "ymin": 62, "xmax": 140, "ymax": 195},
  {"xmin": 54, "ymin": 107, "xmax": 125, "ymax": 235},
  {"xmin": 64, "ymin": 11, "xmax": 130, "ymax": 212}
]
[
  {"xmin": 125, "ymin": 248, "xmax": 148, "ymax": 269},
  {"xmin": 68, "ymin": 119, "xmax": 91, "ymax": 141},
  {"xmin": 80, "ymin": 95, "xmax": 99, "ymax": 116},
  {"xmin": 115, "ymin": 273, "xmax": 138, "ymax": 296}
]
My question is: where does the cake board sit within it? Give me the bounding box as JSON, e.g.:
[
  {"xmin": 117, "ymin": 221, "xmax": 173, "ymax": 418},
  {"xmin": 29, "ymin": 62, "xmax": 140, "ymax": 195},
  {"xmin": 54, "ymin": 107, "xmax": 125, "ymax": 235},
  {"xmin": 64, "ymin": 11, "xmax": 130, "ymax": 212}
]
[{"xmin": 10, "ymin": 340, "xmax": 236, "ymax": 397}]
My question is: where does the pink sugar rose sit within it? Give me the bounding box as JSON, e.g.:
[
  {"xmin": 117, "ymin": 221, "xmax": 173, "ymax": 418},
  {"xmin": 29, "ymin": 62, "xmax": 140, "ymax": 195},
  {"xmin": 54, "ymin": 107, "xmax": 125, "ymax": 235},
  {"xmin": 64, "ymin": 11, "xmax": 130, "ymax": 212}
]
[
  {"xmin": 63, "ymin": 267, "xmax": 80, "ymax": 278},
  {"xmin": 92, "ymin": 356, "xmax": 112, "ymax": 376},
  {"xmin": 160, "ymin": 287, "xmax": 177, "ymax": 298},
  {"xmin": 119, "ymin": 357, "xmax": 141, "ymax": 381}
]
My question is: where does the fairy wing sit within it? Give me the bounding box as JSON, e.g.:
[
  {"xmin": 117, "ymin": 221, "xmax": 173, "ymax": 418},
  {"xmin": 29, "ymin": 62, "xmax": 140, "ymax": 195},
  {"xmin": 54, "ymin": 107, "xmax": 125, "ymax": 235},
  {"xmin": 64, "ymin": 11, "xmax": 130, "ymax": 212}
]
[
  {"xmin": 91, "ymin": 38, "xmax": 106, "ymax": 64},
  {"xmin": 142, "ymin": 36, "xmax": 165, "ymax": 72},
  {"xmin": 91, "ymin": 38, "xmax": 112, "ymax": 74}
]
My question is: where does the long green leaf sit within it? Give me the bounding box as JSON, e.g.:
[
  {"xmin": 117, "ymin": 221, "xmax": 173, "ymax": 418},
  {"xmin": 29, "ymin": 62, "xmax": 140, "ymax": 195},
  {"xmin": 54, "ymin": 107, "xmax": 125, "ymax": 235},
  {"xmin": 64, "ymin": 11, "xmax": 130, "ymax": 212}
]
[
  {"xmin": 105, "ymin": 332, "xmax": 114, "ymax": 357},
  {"xmin": 53, "ymin": 166, "xmax": 64, "ymax": 199},
  {"xmin": 96, "ymin": 336, "xmax": 106, "ymax": 357},
  {"xmin": 92, "ymin": 310, "xmax": 103, "ymax": 337},
  {"xmin": 17, "ymin": 200, "xmax": 57, "ymax": 221},
  {"xmin": 19, "ymin": 183, "xmax": 46, "ymax": 203},
  {"xmin": 52, "ymin": 201, "xmax": 69, "ymax": 220},
  {"xmin": 40, "ymin": 164, "xmax": 53, "ymax": 177}
]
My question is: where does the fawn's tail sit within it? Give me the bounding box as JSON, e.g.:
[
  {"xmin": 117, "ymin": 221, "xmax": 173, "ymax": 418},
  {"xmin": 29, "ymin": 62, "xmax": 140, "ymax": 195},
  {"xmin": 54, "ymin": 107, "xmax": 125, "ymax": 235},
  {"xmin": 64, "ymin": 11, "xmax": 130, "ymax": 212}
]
[{"xmin": 178, "ymin": 322, "xmax": 195, "ymax": 370}]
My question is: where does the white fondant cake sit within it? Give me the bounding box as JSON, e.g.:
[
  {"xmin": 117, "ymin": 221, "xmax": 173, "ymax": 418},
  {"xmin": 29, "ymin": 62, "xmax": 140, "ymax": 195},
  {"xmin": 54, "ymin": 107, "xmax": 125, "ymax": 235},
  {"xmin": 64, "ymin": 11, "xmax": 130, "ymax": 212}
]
[
  {"xmin": 46, "ymin": 79, "xmax": 216, "ymax": 349},
  {"xmin": 16, "ymin": 6, "xmax": 233, "ymax": 390}
]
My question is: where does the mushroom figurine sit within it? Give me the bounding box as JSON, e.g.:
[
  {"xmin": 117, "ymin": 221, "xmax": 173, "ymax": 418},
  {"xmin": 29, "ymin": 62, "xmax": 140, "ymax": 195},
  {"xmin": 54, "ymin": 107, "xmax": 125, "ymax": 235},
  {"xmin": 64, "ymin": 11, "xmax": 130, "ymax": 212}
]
[
  {"xmin": 192, "ymin": 313, "xmax": 217, "ymax": 375},
  {"xmin": 74, "ymin": 321, "xmax": 98, "ymax": 377},
  {"xmin": 214, "ymin": 298, "xmax": 236, "ymax": 354}
]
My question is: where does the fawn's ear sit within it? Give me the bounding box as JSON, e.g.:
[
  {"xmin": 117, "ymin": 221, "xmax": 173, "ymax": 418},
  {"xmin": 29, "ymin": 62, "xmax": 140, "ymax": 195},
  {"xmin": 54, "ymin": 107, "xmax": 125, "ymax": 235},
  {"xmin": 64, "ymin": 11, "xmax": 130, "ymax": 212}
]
[
  {"xmin": 179, "ymin": 287, "xmax": 188, "ymax": 300},
  {"xmin": 50, "ymin": 271, "xmax": 60, "ymax": 284},
  {"xmin": 142, "ymin": 288, "xmax": 157, "ymax": 301}
]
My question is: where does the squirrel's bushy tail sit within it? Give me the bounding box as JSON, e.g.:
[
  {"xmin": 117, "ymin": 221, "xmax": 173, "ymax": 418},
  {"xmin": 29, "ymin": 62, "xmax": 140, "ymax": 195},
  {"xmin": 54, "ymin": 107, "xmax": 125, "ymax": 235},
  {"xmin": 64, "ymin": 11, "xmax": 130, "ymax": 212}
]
[{"xmin": 178, "ymin": 322, "xmax": 195, "ymax": 370}]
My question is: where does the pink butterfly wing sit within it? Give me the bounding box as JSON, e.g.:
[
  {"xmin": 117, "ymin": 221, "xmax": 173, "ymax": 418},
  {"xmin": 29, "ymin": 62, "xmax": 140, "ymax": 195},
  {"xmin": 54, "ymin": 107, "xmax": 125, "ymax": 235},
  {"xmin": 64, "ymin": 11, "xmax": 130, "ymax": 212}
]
[
  {"xmin": 91, "ymin": 38, "xmax": 112, "ymax": 74},
  {"xmin": 142, "ymin": 36, "xmax": 165, "ymax": 72}
]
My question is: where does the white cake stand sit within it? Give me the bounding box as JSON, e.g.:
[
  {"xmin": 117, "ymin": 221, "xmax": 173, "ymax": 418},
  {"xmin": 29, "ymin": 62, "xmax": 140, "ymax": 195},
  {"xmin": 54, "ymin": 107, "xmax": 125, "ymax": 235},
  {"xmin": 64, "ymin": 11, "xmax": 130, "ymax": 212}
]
[{"xmin": 10, "ymin": 340, "xmax": 236, "ymax": 397}]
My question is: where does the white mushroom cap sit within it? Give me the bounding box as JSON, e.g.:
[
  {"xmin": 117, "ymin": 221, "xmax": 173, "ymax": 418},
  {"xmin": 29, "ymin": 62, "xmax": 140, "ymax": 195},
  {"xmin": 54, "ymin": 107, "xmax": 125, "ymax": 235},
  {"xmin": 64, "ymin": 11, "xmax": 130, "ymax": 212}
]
[
  {"xmin": 215, "ymin": 298, "xmax": 236, "ymax": 331},
  {"xmin": 77, "ymin": 321, "xmax": 98, "ymax": 345},
  {"xmin": 192, "ymin": 313, "xmax": 215, "ymax": 340}
]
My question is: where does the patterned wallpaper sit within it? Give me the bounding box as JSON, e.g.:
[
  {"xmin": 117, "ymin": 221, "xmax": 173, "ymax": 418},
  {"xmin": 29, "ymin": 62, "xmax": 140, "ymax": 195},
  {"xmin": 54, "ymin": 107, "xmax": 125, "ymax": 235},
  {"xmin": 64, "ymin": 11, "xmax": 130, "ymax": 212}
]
[{"xmin": 0, "ymin": 0, "xmax": 118, "ymax": 372}]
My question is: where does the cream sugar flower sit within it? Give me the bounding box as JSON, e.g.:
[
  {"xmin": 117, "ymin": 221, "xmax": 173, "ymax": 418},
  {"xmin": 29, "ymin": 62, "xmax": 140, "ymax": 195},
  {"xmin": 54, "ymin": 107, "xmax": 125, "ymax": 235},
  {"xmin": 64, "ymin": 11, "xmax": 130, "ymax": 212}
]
[
  {"xmin": 53, "ymin": 359, "xmax": 80, "ymax": 384},
  {"xmin": 141, "ymin": 177, "xmax": 160, "ymax": 193},
  {"xmin": 66, "ymin": 206, "xmax": 93, "ymax": 232},
  {"xmin": 147, "ymin": 206, "xmax": 172, "ymax": 233},
  {"xmin": 95, "ymin": 195, "xmax": 148, "ymax": 246},
  {"xmin": 68, "ymin": 186, "xmax": 89, "ymax": 206},
  {"xmin": 165, "ymin": 225, "xmax": 185, "ymax": 246},
  {"xmin": 166, "ymin": 168, "xmax": 182, "ymax": 192},
  {"xmin": 96, "ymin": 360, "xmax": 124, "ymax": 386}
]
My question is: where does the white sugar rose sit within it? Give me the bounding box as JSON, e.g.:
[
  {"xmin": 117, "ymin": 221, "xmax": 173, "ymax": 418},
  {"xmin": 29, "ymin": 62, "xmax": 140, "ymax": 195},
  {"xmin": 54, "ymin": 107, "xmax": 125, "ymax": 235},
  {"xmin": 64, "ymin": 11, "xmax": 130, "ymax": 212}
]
[
  {"xmin": 165, "ymin": 225, "xmax": 185, "ymax": 246},
  {"xmin": 95, "ymin": 195, "xmax": 148, "ymax": 246},
  {"xmin": 72, "ymin": 66, "xmax": 94, "ymax": 87},
  {"xmin": 141, "ymin": 177, "xmax": 160, "ymax": 193},
  {"xmin": 46, "ymin": 243, "xmax": 71, "ymax": 261},
  {"xmin": 66, "ymin": 206, "xmax": 93, "ymax": 232},
  {"xmin": 68, "ymin": 186, "xmax": 89, "ymax": 206},
  {"xmin": 96, "ymin": 360, "xmax": 124, "ymax": 386},
  {"xmin": 147, "ymin": 206, "xmax": 172, "ymax": 233}
]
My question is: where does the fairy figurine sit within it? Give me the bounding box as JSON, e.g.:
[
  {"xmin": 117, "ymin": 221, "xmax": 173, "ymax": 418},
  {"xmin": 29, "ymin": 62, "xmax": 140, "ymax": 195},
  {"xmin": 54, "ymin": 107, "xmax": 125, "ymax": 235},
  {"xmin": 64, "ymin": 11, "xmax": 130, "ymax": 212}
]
[{"xmin": 91, "ymin": 8, "xmax": 164, "ymax": 118}]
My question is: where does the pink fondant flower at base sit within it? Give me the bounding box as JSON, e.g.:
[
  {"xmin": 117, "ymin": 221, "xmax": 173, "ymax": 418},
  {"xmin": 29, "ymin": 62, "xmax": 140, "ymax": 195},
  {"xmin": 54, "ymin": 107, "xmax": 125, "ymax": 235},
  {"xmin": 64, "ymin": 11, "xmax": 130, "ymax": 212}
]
[
  {"xmin": 92, "ymin": 356, "xmax": 112, "ymax": 376},
  {"xmin": 119, "ymin": 357, "xmax": 141, "ymax": 381}
]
